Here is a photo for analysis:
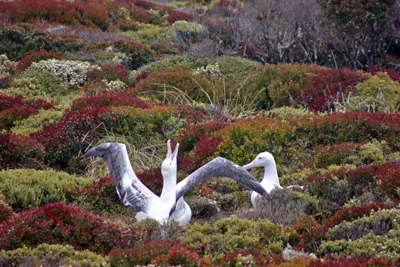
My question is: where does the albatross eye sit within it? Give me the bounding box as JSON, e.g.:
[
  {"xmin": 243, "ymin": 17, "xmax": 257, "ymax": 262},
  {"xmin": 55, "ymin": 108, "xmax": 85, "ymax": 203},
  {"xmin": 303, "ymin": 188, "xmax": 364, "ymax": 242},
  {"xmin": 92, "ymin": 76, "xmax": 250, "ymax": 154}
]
[{"xmin": 258, "ymin": 157, "xmax": 262, "ymax": 160}]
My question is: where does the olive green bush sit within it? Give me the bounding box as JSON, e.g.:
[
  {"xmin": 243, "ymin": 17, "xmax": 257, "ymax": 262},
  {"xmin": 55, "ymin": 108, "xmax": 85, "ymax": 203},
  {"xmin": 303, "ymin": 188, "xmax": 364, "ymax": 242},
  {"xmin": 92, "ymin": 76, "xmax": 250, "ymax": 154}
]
[
  {"xmin": 63, "ymin": 48, "xmax": 128, "ymax": 67},
  {"xmin": 4, "ymin": 76, "xmax": 51, "ymax": 99},
  {"xmin": 181, "ymin": 217, "xmax": 283, "ymax": 260},
  {"xmin": 345, "ymin": 72, "xmax": 400, "ymax": 112},
  {"xmin": 11, "ymin": 109, "xmax": 62, "ymax": 135},
  {"xmin": 0, "ymin": 169, "xmax": 89, "ymax": 211},
  {"xmin": 173, "ymin": 20, "xmax": 207, "ymax": 42},
  {"xmin": 0, "ymin": 243, "xmax": 107, "ymax": 267},
  {"xmin": 215, "ymin": 56, "xmax": 260, "ymax": 85},
  {"xmin": 140, "ymin": 55, "xmax": 209, "ymax": 74},
  {"xmin": 326, "ymin": 208, "xmax": 400, "ymax": 242},
  {"xmin": 319, "ymin": 229, "xmax": 400, "ymax": 258}
]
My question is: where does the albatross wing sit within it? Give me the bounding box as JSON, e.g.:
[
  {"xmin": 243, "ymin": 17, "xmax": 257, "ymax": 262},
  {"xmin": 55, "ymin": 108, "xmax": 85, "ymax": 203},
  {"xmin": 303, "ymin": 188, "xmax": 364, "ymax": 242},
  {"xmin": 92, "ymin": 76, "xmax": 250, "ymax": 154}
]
[
  {"xmin": 176, "ymin": 157, "xmax": 267, "ymax": 200},
  {"xmin": 85, "ymin": 143, "xmax": 158, "ymax": 213}
]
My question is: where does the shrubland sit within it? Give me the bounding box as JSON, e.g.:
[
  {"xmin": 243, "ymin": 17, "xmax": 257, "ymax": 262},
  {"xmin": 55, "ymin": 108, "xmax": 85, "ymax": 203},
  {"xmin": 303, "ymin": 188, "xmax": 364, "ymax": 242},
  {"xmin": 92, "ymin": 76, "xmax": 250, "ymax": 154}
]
[{"xmin": 0, "ymin": 0, "xmax": 400, "ymax": 265}]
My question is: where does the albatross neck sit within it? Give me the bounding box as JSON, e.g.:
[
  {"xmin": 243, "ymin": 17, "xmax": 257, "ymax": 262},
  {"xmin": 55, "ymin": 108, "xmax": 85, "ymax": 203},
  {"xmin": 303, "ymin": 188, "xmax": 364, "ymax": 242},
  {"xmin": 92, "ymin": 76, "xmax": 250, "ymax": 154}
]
[
  {"xmin": 160, "ymin": 173, "xmax": 177, "ymax": 205},
  {"xmin": 261, "ymin": 162, "xmax": 280, "ymax": 187}
]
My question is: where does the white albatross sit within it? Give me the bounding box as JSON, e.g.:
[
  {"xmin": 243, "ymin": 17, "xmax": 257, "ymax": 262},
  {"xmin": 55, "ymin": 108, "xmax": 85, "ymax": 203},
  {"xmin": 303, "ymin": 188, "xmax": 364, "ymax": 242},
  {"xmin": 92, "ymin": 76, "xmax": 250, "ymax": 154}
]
[
  {"xmin": 243, "ymin": 151, "xmax": 304, "ymax": 208},
  {"xmin": 243, "ymin": 151, "xmax": 282, "ymax": 207},
  {"xmin": 85, "ymin": 141, "xmax": 267, "ymax": 224}
]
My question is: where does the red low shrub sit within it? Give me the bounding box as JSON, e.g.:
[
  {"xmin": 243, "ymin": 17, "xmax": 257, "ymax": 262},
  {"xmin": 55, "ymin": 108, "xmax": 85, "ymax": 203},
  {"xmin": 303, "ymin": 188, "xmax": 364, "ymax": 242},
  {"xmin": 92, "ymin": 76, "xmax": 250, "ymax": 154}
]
[
  {"xmin": 24, "ymin": 98, "xmax": 55, "ymax": 110},
  {"xmin": 109, "ymin": 240, "xmax": 174, "ymax": 266},
  {"xmin": 175, "ymin": 104, "xmax": 211, "ymax": 125},
  {"xmin": 366, "ymin": 66, "xmax": 400, "ymax": 82},
  {"xmin": 0, "ymin": 131, "xmax": 44, "ymax": 170},
  {"xmin": 167, "ymin": 10, "xmax": 194, "ymax": 23},
  {"xmin": 313, "ymin": 142, "xmax": 359, "ymax": 168},
  {"xmin": 113, "ymin": 40, "xmax": 155, "ymax": 70},
  {"xmin": 31, "ymin": 107, "xmax": 115, "ymax": 169},
  {"xmin": 152, "ymin": 244, "xmax": 213, "ymax": 267},
  {"xmin": 296, "ymin": 112, "xmax": 400, "ymax": 148},
  {"xmin": 0, "ymin": 202, "xmax": 146, "ymax": 254},
  {"xmin": 300, "ymin": 68, "xmax": 367, "ymax": 112},
  {"xmin": 0, "ymin": 203, "xmax": 14, "ymax": 223},
  {"xmin": 129, "ymin": 4, "xmax": 151, "ymax": 24},
  {"xmin": 309, "ymin": 257, "xmax": 400, "ymax": 267},
  {"xmin": 177, "ymin": 121, "xmax": 227, "ymax": 152},
  {"xmin": 322, "ymin": 202, "xmax": 395, "ymax": 229},
  {"xmin": 87, "ymin": 64, "xmax": 129, "ymax": 84},
  {"xmin": 16, "ymin": 49, "xmax": 63, "ymax": 71},
  {"xmin": 137, "ymin": 168, "xmax": 163, "ymax": 196},
  {"xmin": 0, "ymin": 94, "xmax": 24, "ymax": 111},
  {"xmin": 0, "ymin": 0, "xmax": 110, "ymax": 30},
  {"xmin": 0, "ymin": 76, "xmax": 13, "ymax": 89},
  {"xmin": 180, "ymin": 134, "xmax": 223, "ymax": 173},
  {"xmin": 71, "ymin": 92, "xmax": 149, "ymax": 110},
  {"xmin": 291, "ymin": 217, "xmax": 328, "ymax": 252},
  {"xmin": 0, "ymin": 105, "xmax": 39, "ymax": 130},
  {"xmin": 109, "ymin": 239, "xmax": 212, "ymax": 267}
]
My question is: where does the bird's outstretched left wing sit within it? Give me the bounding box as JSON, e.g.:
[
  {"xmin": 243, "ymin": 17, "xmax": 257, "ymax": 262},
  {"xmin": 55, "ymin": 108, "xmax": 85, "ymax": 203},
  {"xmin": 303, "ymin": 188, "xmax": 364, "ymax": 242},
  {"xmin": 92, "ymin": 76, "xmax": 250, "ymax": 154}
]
[
  {"xmin": 85, "ymin": 143, "xmax": 158, "ymax": 213},
  {"xmin": 176, "ymin": 157, "xmax": 267, "ymax": 200}
]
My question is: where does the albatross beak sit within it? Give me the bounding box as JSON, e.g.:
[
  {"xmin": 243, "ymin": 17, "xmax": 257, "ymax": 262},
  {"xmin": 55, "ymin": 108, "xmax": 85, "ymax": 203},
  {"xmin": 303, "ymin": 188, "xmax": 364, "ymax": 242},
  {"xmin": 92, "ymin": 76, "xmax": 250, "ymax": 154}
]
[
  {"xmin": 167, "ymin": 139, "xmax": 172, "ymax": 158},
  {"xmin": 166, "ymin": 140, "xmax": 179, "ymax": 161},
  {"xmin": 242, "ymin": 160, "xmax": 256, "ymax": 170},
  {"xmin": 172, "ymin": 143, "xmax": 179, "ymax": 161}
]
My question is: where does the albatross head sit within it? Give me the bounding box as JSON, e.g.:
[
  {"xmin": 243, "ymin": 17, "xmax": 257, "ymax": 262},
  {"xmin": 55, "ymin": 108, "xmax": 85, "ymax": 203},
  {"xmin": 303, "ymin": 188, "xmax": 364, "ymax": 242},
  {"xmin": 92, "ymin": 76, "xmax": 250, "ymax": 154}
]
[
  {"xmin": 161, "ymin": 140, "xmax": 179, "ymax": 178},
  {"xmin": 242, "ymin": 151, "xmax": 276, "ymax": 170}
]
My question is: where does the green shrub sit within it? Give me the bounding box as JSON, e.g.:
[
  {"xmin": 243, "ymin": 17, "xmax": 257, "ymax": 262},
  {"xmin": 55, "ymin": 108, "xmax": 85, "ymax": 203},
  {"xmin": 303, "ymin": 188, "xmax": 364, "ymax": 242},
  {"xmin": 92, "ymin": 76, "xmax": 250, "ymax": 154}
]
[
  {"xmin": 344, "ymin": 72, "xmax": 400, "ymax": 112},
  {"xmin": 140, "ymin": 55, "xmax": 209, "ymax": 74},
  {"xmin": 113, "ymin": 106, "xmax": 186, "ymax": 149},
  {"xmin": 243, "ymin": 64, "xmax": 326, "ymax": 108},
  {"xmin": 126, "ymin": 23, "xmax": 175, "ymax": 43},
  {"xmin": 0, "ymin": 243, "xmax": 107, "ymax": 267},
  {"xmin": 213, "ymin": 118, "xmax": 296, "ymax": 170},
  {"xmin": 4, "ymin": 76, "xmax": 50, "ymax": 99},
  {"xmin": 135, "ymin": 66, "xmax": 236, "ymax": 106},
  {"xmin": 319, "ymin": 230, "xmax": 400, "ymax": 258},
  {"xmin": 181, "ymin": 217, "xmax": 283, "ymax": 260},
  {"xmin": 0, "ymin": 169, "xmax": 89, "ymax": 211},
  {"xmin": 326, "ymin": 208, "xmax": 400, "ymax": 242},
  {"xmin": 173, "ymin": 20, "xmax": 207, "ymax": 41},
  {"xmin": 11, "ymin": 109, "xmax": 62, "ymax": 135},
  {"xmin": 215, "ymin": 56, "xmax": 260, "ymax": 85},
  {"xmin": 63, "ymin": 48, "xmax": 128, "ymax": 67},
  {"xmin": 114, "ymin": 40, "xmax": 155, "ymax": 70}
]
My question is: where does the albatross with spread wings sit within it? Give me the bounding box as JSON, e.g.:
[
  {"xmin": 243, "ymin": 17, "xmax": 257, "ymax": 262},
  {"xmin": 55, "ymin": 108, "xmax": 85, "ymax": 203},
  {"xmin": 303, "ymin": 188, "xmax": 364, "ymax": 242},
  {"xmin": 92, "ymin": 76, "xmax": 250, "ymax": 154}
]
[{"xmin": 85, "ymin": 140, "xmax": 266, "ymax": 224}]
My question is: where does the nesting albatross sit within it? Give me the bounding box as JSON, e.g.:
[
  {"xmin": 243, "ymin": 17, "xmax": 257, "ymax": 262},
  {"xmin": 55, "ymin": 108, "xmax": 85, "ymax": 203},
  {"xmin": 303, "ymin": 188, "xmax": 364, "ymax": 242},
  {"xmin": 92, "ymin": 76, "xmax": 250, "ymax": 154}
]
[
  {"xmin": 243, "ymin": 151, "xmax": 304, "ymax": 208},
  {"xmin": 85, "ymin": 141, "xmax": 266, "ymax": 224}
]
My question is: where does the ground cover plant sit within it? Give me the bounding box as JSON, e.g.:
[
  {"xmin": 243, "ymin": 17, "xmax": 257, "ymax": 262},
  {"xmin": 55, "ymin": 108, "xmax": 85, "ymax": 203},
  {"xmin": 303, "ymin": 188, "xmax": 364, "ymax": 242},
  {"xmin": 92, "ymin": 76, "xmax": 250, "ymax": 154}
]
[{"xmin": 0, "ymin": 0, "xmax": 400, "ymax": 265}]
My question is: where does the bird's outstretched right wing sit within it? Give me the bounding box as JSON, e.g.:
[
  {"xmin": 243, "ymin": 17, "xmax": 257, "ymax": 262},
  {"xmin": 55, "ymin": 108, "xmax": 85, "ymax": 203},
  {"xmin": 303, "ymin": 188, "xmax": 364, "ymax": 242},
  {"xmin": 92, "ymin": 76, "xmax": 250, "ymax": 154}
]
[
  {"xmin": 176, "ymin": 157, "xmax": 267, "ymax": 200},
  {"xmin": 85, "ymin": 143, "xmax": 158, "ymax": 213}
]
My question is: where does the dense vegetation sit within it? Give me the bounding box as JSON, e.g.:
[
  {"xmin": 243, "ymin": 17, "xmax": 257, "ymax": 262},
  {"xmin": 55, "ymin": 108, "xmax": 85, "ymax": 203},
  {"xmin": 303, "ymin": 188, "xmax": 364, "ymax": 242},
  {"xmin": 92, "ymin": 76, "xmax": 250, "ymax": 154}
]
[{"xmin": 0, "ymin": 0, "xmax": 400, "ymax": 266}]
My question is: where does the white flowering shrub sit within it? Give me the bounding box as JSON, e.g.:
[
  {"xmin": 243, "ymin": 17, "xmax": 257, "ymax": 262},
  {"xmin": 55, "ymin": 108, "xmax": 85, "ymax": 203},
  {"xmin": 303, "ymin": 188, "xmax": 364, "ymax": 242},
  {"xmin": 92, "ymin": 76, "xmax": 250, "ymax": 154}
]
[
  {"xmin": 26, "ymin": 59, "xmax": 91, "ymax": 91},
  {"xmin": 105, "ymin": 79, "xmax": 127, "ymax": 91},
  {"xmin": 0, "ymin": 54, "xmax": 16, "ymax": 78},
  {"xmin": 194, "ymin": 63, "xmax": 221, "ymax": 76}
]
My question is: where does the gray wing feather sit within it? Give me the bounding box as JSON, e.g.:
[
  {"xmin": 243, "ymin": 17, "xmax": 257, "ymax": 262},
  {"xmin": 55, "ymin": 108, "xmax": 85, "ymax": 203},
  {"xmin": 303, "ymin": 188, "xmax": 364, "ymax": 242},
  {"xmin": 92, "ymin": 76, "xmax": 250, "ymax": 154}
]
[
  {"xmin": 85, "ymin": 143, "xmax": 157, "ymax": 213},
  {"xmin": 176, "ymin": 157, "xmax": 267, "ymax": 200}
]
